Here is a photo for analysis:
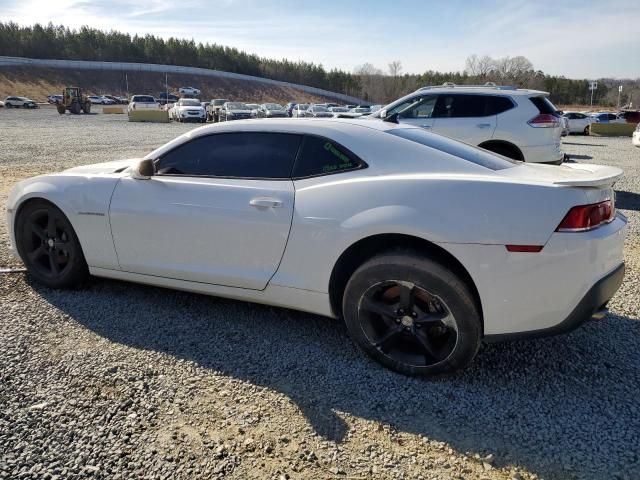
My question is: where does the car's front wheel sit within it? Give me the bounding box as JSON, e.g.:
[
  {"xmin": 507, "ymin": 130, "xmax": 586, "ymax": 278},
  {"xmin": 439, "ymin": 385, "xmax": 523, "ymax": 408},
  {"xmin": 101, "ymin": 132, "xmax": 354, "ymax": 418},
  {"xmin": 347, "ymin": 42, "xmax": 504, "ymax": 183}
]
[
  {"xmin": 343, "ymin": 251, "xmax": 481, "ymax": 375},
  {"xmin": 15, "ymin": 200, "xmax": 90, "ymax": 289}
]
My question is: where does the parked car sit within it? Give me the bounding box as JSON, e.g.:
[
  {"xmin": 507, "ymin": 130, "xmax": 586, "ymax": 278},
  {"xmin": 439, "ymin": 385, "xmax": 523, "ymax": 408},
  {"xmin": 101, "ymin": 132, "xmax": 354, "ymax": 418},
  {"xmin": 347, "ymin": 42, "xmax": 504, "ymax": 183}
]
[
  {"xmin": 306, "ymin": 105, "xmax": 334, "ymax": 118},
  {"xmin": 328, "ymin": 106, "xmax": 350, "ymax": 117},
  {"xmin": 100, "ymin": 96, "xmax": 117, "ymax": 105},
  {"xmin": 633, "ymin": 123, "xmax": 640, "ymax": 147},
  {"xmin": 206, "ymin": 99, "xmax": 230, "ymax": 122},
  {"xmin": 350, "ymin": 107, "xmax": 372, "ymax": 116},
  {"xmin": 559, "ymin": 115, "xmax": 570, "ymax": 137},
  {"xmin": 87, "ymin": 96, "xmax": 105, "ymax": 105},
  {"xmin": 219, "ymin": 102, "xmax": 252, "ymax": 121},
  {"xmin": 284, "ymin": 102, "xmax": 297, "ymax": 117},
  {"xmin": 4, "ymin": 96, "xmax": 38, "ymax": 108},
  {"xmin": 179, "ymin": 86, "xmax": 201, "ymax": 96},
  {"xmin": 169, "ymin": 98, "xmax": 206, "ymax": 123},
  {"xmin": 256, "ymin": 103, "xmax": 288, "ymax": 118},
  {"xmin": 47, "ymin": 94, "xmax": 63, "ymax": 105},
  {"xmin": 158, "ymin": 93, "xmax": 179, "ymax": 105},
  {"xmin": 101, "ymin": 95, "xmax": 126, "ymax": 105},
  {"xmin": 374, "ymin": 83, "xmax": 564, "ymax": 163},
  {"xmin": 562, "ymin": 111, "xmax": 593, "ymax": 135},
  {"xmin": 6, "ymin": 119, "xmax": 626, "ymax": 375},
  {"xmin": 127, "ymin": 95, "xmax": 160, "ymax": 114},
  {"xmin": 589, "ymin": 112, "xmax": 625, "ymax": 124},
  {"xmin": 292, "ymin": 104, "xmax": 309, "ymax": 118},
  {"xmin": 245, "ymin": 103, "xmax": 261, "ymax": 118}
]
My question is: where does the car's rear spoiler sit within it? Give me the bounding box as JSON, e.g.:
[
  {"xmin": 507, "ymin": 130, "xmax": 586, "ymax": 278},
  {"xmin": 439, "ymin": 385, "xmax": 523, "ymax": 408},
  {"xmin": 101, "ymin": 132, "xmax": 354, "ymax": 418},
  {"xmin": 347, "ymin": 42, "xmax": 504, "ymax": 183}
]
[{"xmin": 553, "ymin": 163, "xmax": 623, "ymax": 188}]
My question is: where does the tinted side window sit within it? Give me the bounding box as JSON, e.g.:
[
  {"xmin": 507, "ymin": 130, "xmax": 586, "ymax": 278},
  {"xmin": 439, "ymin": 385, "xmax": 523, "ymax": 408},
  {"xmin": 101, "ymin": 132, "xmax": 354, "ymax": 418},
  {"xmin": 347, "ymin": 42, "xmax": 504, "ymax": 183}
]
[
  {"xmin": 293, "ymin": 136, "xmax": 364, "ymax": 178},
  {"xmin": 156, "ymin": 132, "xmax": 302, "ymax": 179},
  {"xmin": 389, "ymin": 95, "xmax": 437, "ymax": 118},
  {"xmin": 485, "ymin": 96, "xmax": 514, "ymax": 115},
  {"xmin": 433, "ymin": 94, "xmax": 488, "ymax": 118}
]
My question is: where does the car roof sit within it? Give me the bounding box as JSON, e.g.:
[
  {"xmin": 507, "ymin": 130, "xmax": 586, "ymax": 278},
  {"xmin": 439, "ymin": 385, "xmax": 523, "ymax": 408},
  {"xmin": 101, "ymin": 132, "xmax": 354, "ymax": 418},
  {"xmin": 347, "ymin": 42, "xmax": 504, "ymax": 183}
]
[{"xmin": 414, "ymin": 85, "xmax": 548, "ymax": 96}]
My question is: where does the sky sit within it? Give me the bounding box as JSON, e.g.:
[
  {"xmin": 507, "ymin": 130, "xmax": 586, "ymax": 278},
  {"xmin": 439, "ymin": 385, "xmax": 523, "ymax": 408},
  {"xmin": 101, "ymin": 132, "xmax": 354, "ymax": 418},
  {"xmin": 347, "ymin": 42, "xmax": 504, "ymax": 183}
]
[{"xmin": 1, "ymin": 0, "xmax": 639, "ymax": 79}]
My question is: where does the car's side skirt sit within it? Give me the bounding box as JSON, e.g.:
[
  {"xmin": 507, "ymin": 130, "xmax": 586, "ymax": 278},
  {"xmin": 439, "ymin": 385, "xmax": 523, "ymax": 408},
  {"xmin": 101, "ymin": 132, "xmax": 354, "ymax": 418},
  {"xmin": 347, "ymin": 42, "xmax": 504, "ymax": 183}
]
[{"xmin": 89, "ymin": 267, "xmax": 336, "ymax": 318}]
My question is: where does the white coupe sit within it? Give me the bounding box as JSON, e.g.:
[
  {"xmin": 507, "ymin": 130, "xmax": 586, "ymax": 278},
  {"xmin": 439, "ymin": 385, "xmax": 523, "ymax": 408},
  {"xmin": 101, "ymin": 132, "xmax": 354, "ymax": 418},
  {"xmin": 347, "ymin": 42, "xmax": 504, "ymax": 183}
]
[{"xmin": 6, "ymin": 119, "xmax": 626, "ymax": 375}]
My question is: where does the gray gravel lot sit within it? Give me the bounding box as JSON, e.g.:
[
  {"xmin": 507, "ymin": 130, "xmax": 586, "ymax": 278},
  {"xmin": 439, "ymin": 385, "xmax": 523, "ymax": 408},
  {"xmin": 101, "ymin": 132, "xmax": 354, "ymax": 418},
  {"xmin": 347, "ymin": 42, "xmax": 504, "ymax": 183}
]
[{"xmin": 1, "ymin": 108, "xmax": 639, "ymax": 480}]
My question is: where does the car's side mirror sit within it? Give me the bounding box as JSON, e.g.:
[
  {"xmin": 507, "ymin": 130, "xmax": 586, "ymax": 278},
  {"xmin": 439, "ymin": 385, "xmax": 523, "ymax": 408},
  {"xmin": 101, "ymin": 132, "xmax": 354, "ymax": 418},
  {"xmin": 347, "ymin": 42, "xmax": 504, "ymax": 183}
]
[{"xmin": 132, "ymin": 159, "xmax": 154, "ymax": 180}]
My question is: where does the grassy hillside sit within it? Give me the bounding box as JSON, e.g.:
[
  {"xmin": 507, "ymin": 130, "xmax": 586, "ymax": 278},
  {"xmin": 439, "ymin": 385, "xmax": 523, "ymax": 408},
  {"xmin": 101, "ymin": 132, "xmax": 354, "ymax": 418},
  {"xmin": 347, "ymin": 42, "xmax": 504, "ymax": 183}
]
[{"xmin": 0, "ymin": 66, "xmax": 343, "ymax": 104}]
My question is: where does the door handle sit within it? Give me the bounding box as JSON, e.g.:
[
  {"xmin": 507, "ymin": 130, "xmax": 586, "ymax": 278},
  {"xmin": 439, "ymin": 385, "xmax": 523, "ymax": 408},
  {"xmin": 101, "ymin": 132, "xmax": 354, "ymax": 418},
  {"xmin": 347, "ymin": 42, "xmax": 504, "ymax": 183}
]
[
  {"xmin": 250, "ymin": 197, "xmax": 283, "ymax": 209},
  {"xmin": 476, "ymin": 123, "xmax": 491, "ymax": 128}
]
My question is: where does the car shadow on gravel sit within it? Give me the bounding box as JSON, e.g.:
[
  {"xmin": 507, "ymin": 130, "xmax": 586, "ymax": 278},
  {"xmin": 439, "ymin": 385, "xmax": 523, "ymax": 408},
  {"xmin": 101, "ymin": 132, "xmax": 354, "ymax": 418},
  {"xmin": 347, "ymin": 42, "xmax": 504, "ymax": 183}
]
[
  {"xmin": 32, "ymin": 278, "xmax": 640, "ymax": 480},
  {"xmin": 616, "ymin": 190, "xmax": 640, "ymax": 212}
]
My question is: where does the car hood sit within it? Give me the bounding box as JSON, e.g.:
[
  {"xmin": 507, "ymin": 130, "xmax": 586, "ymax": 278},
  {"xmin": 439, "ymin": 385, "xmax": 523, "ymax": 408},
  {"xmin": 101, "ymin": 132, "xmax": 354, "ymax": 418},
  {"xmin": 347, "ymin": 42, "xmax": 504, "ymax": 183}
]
[{"xmin": 63, "ymin": 158, "xmax": 142, "ymax": 175}]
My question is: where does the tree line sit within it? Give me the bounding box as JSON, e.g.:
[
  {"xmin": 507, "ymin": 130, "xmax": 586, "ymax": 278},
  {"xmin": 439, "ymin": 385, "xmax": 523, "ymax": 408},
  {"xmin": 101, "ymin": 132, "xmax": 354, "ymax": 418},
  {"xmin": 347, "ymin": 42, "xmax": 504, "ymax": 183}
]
[{"xmin": 1, "ymin": 22, "xmax": 637, "ymax": 107}]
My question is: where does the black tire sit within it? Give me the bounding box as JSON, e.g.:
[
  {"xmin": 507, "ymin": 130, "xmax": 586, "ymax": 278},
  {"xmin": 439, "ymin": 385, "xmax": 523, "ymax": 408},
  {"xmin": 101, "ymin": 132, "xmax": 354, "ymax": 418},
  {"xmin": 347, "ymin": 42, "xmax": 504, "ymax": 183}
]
[
  {"xmin": 83, "ymin": 102, "xmax": 91, "ymax": 114},
  {"xmin": 583, "ymin": 125, "xmax": 590, "ymax": 136},
  {"xmin": 15, "ymin": 200, "xmax": 90, "ymax": 289},
  {"xmin": 342, "ymin": 251, "xmax": 481, "ymax": 376},
  {"xmin": 6, "ymin": 102, "xmax": 12, "ymax": 108},
  {"xmin": 56, "ymin": 105, "xmax": 66, "ymax": 115},
  {"xmin": 70, "ymin": 103, "xmax": 81, "ymax": 114}
]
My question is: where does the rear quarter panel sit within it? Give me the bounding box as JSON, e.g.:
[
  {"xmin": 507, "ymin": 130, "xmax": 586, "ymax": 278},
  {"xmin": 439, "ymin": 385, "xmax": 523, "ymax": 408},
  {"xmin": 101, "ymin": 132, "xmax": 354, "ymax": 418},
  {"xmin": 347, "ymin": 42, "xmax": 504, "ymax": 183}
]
[{"xmin": 272, "ymin": 171, "xmax": 589, "ymax": 293}]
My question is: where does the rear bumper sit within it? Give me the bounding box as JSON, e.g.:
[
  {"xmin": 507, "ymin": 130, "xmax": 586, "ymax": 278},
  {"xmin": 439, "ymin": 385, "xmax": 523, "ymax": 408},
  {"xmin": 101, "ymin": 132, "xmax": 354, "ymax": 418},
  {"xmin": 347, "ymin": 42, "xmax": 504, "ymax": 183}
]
[
  {"xmin": 440, "ymin": 213, "xmax": 627, "ymax": 337},
  {"xmin": 520, "ymin": 143, "xmax": 564, "ymax": 164},
  {"xmin": 485, "ymin": 262, "xmax": 625, "ymax": 342}
]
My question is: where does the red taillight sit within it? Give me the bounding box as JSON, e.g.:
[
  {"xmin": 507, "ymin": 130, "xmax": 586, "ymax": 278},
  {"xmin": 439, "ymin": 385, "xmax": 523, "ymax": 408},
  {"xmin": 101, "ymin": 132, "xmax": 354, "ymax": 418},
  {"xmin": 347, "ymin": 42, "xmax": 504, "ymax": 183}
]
[
  {"xmin": 556, "ymin": 200, "xmax": 614, "ymax": 232},
  {"xmin": 527, "ymin": 114, "xmax": 559, "ymax": 128},
  {"xmin": 506, "ymin": 245, "xmax": 544, "ymax": 252}
]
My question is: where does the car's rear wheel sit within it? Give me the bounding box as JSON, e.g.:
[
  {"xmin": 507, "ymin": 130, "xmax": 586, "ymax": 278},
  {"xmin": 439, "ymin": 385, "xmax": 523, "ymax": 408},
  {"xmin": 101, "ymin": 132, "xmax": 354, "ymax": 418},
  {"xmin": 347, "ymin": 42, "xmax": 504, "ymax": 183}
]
[
  {"xmin": 583, "ymin": 125, "xmax": 590, "ymax": 135},
  {"xmin": 342, "ymin": 251, "xmax": 481, "ymax": 375},
  {"xmin": 6, "ymin": 103, "xmax": 12, "ymax": 108},
  {"xmin": 15, "ymin": 200, "xmax": 89, "ymax": 289}
]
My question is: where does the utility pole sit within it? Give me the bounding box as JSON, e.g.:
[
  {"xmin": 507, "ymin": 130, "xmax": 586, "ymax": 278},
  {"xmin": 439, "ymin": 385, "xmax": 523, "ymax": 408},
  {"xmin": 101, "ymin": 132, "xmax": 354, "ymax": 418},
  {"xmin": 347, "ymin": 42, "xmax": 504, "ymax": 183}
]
[
  {"xmin": 617, "ymin": 85, "xmax": 622, "ymax": 109},
  {"xmin": 589, "ymin": 80, "xmax": 597, "ymax": 108}
]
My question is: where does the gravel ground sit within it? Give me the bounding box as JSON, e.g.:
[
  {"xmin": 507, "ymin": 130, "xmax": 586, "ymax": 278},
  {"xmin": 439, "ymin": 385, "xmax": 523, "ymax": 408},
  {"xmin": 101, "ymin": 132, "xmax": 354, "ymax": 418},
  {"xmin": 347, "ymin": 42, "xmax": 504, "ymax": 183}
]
[{"xmin": 1, "ymin": 108, "xmax": 639, "ymax": 480}]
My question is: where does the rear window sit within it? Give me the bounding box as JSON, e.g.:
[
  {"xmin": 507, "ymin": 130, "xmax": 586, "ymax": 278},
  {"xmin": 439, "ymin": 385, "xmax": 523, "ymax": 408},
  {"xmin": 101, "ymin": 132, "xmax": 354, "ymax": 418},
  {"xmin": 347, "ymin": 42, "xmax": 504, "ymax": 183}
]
[
  {"xmin": 132, "ymin": 96, "xmax": 156, "ymax": 103},
  {"xmin": 529, "ymin": 96, "xmax": 559, "ymax": 116},
  {"xmin": 292, "ymin": 135, "xmax": 365, "ymax": 178},
  {"xmin": 388, "ymin": 128, "xmax": 518, "ymax": 171}
]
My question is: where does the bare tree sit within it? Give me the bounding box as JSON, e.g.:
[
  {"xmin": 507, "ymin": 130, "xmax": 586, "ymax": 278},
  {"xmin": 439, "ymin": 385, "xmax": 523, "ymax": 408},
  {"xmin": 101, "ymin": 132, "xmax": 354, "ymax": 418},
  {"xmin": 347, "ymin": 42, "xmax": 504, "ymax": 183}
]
[
  {"xmin": 388, "ymin": 60, "xmax": 402, "ymax": 77},
  {"xmin": 465, "ymin": 54, "xmax": 494, "ymax": 77}
]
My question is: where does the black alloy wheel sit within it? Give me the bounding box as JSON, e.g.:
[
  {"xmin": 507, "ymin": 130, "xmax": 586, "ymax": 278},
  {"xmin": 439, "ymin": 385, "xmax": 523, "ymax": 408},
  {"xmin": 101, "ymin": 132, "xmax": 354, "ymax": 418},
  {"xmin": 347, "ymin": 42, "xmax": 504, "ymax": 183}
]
[
  {"xmin": 16, "ymin": 200, "xmax": 89, "ymax": 288},
  {"xmin": 342, "ymin": 252, "xmax": 481, "ymax": 375},
  {"xmin": 358, "ymin": 281, "xmax": 458, "ymax": 368}
]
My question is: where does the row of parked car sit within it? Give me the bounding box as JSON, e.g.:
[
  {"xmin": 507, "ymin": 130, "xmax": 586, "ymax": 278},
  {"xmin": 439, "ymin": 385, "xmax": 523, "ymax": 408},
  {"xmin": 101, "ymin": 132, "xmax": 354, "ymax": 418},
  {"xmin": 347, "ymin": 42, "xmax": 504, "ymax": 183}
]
[{"xmin": 47, "ymin": 94, "xmax": 129, "ymax": 105}]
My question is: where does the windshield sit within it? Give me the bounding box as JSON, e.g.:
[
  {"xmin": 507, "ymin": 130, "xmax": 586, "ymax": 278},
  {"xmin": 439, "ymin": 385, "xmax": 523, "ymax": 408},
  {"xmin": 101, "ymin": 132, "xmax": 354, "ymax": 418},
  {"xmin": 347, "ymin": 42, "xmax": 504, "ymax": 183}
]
[
  {"xmin": 227, "ymin": 102, "xmax": 247, "ymax": 109},
  {"xmin": 132, "ymin": 96, "xmax": 156, "ymax": 103},
  {"xmin": 179, "ymin": 99, "xmax": 201, "ymax": 106},
  {"xmin": 298, "ymin": 104, "xmax": 309, "ymax": 109},
  {"xmin": 388, "ymin": 128, "xmax": 517, "ymax": 171},
  {"xmin": 330, "ymin": 107, "xmax": 348, "ymax": 112},
  {"xmin": 265, "ymin": 103, "xmax": 282, "ymax": 109},
  {"xmin": 312, "ymin": 106, "xmax": 329, "ymax": 112},
  {"xmin": 353, "ymin": 108, "xmax": 369, "ymax": 113},
  {"xmin": 246, "ymin": 104, "xmax": 260, "ymax": 109}
]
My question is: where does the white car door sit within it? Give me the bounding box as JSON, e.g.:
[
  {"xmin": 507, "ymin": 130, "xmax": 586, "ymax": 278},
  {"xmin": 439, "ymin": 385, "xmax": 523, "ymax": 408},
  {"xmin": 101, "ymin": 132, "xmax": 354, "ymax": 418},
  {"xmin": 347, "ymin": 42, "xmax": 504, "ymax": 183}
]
[
  {"xmin": 109, "ymin": 132, "xmax": 302, "ymax": 290},
  {"xmin": 392, "ymin": 94, "xmax": 438, "ymax": 130},
  {"xmin": 430, "ymin": 94, "xmax": 498, "ymax": 144}
]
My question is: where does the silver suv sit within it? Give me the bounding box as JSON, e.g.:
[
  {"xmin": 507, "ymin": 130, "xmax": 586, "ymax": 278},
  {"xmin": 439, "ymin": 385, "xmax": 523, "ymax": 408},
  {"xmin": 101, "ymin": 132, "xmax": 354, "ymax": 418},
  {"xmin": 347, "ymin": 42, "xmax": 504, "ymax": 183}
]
[{"xmin": 376, "ymin": 83, "xmax": 564, "ymax": 164}]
